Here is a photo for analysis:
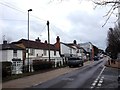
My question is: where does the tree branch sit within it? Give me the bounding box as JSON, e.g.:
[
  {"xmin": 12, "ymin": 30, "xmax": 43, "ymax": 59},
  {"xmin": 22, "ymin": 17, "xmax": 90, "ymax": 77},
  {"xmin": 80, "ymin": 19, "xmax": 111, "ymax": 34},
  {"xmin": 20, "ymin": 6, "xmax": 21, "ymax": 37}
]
[{"xmin": 94, "ymin": 1, "xmax": 120, "ymax": 5}]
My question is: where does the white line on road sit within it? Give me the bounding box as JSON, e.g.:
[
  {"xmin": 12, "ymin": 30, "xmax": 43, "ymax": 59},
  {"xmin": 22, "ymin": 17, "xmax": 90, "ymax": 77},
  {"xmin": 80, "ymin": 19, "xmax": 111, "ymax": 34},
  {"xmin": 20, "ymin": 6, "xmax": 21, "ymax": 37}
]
[
  {"xmin": 99, "ymin": 80, "xmax": 103, "ymax": 84},
  {"xmin": 90, "ymin": 66, "xmax": 106, "ymax": 88},
  {"xmin": 97, "ymin": 66, "xmax": 106, "ymax": 79},
  {"xmin": 97, "ymin": 83, "xmax": 102, "ymax": 87},
  {"xmin": 90, "ymin": 86, "xmax": 94, "ymax": 89},
  {"xmin": 92, "ymin": 83, "xmax": 96, "ymax": 86}
]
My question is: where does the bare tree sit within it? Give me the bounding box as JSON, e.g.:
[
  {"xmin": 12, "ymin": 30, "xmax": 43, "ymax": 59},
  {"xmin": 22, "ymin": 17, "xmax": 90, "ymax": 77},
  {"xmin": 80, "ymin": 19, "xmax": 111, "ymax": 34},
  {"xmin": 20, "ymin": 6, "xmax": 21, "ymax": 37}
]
[
  {"xmin": 92, "ymin": 0, "xmax": 120, "ymax": 27},
  {"xmin": 50, "ymin": 0, "xmax": 120, "ymax": 26},
  {"xmin": 106, "ymin": 25, "xmax": 120, "ymax": 59}
]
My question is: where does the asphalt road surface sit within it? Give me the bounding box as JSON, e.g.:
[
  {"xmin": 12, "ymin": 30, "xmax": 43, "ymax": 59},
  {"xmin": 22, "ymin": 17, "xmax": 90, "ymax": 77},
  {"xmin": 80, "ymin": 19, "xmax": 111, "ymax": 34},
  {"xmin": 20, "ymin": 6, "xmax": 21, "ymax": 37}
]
[{"xmin": 29, "ymin": 58, "xmax": 119, "ymax": 89}]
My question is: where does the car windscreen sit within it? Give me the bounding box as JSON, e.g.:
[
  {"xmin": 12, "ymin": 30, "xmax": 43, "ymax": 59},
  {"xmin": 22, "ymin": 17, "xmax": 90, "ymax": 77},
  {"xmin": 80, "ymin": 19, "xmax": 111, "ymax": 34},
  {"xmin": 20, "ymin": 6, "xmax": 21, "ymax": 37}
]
[{"xmin": 68, "ymin": 57, "xmax": 80, "ymax": 60}]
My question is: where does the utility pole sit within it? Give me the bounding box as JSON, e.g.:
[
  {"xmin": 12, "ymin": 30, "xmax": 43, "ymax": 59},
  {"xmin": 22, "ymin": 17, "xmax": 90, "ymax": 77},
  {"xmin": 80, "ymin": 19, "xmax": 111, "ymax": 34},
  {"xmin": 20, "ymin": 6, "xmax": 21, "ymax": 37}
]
[{"xmin": 47, "ymin": 21, "xmax": 50, "ymax": 62}]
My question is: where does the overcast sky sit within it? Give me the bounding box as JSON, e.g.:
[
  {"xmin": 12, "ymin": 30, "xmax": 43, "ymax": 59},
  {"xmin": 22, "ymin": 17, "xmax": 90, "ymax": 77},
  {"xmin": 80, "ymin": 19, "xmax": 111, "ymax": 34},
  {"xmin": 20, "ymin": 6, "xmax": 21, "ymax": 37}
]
[{"xmin": 0, "ymin": 0, "xmax": 117, "ymax": 50}]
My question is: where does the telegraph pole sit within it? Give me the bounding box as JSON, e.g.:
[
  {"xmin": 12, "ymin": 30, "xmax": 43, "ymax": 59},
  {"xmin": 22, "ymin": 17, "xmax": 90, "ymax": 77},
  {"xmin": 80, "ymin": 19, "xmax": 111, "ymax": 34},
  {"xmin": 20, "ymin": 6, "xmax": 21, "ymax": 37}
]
[{"xmin": 47, "ymin": 21, "xmax": 50, "ymax": 62}]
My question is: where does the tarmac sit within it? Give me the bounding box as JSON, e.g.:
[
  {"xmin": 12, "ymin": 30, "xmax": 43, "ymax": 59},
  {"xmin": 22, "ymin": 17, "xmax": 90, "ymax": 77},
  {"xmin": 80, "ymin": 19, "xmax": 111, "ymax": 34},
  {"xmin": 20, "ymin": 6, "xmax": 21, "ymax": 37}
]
[{"xmin": 2, "ymin": 61, "xmax": 93, "ymax": 89}]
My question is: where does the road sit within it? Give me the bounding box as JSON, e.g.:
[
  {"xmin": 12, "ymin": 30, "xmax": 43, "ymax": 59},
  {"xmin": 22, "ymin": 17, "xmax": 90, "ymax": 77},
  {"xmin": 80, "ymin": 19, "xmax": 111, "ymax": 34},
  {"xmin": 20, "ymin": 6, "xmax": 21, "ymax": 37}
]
[{"xmin": 29, "ymin": 57, "xmax": 119, "ymax": 89}]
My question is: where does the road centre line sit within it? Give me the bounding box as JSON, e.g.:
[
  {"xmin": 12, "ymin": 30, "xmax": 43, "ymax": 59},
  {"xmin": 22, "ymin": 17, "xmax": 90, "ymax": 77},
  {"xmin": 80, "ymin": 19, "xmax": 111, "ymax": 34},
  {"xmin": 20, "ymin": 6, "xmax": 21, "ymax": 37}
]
[{"xmin": 90, "ymin": 66, "xmax": 106, "ymax": 88}]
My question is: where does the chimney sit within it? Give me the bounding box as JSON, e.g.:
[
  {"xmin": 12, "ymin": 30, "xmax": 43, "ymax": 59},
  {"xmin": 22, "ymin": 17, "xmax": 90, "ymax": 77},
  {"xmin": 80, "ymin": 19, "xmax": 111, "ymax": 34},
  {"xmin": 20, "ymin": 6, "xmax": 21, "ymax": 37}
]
[
  {"xmin": 56, "ymin": 36, "xmax": 60, "ymax": 43},
  {"xmin": 3, "ymin": 40, "xmax": 7, "ymax": 44},
  {"xmin": 45, "ymin": 40, "xmax": 47, "ymax": 44},
  {"xmin": 35, "ymin": 37, "xmax": 41, "ymax": 42},
  {"xmin": 55, "ymin": 36, "xmax": 60, "ymax": 50},
  {"xmin": 73, "ymin": 40, "xmax": 77, "ymax": 44}
]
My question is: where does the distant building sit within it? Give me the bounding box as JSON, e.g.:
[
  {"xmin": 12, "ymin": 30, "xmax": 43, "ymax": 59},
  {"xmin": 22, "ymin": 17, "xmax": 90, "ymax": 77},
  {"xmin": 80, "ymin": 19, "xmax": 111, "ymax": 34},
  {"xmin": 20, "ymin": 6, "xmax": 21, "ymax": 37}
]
[
  {"xmin": 54, "ymin": 37, "xmax": 86, "ymax": 63},
  {"xmin": 78, "ymin": 42, "xmax": 94, "ymax": 60}
]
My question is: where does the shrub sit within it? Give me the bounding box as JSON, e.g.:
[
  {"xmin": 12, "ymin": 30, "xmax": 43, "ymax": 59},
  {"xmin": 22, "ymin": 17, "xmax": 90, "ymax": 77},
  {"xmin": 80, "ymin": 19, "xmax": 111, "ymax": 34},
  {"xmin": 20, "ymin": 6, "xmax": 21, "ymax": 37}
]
[
  {"xmin": 2, "ymin": 61, "xmax": 12, "ymax": 78},
  {"xmin": 56, "ymin": 62, "xmax": 60, "ymax": 67},
  {"xmin": 33, "ymin": 60, "xmax": 54, "ymax": 71},
  {"xmin": 22, "ymin": 65, "xmax": 29, "ymax": 73}
]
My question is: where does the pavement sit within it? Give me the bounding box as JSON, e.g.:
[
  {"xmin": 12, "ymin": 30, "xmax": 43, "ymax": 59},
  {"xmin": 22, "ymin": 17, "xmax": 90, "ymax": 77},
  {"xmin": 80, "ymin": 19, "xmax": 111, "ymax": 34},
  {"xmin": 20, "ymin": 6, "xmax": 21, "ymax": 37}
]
[
  {"xmin": 105, "ymin": 59, "xmax": 120, "ymax": 69},
  {"xmin": 2, "ymin": 61, "xmax": 93, "ymax": 89}
]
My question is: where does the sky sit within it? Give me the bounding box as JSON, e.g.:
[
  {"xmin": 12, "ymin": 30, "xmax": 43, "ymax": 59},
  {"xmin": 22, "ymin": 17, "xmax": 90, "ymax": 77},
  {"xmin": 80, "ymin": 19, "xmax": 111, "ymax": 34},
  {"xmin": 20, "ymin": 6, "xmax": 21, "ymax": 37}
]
[{"xmin": 0, "ymin": 0, "xmax": 118, "ymax": 50}]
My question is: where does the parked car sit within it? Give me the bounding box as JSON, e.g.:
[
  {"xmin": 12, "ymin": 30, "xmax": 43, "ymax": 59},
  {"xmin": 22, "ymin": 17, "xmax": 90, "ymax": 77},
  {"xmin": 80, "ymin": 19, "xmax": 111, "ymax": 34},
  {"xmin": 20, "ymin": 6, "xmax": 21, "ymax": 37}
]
[
  {"xmin": 93, "ymin": 56, "xmax": 99, "ymax": 61},
  {"xmin": 67, "ymin": 57, "xmax": 84, "ymax": 67}
]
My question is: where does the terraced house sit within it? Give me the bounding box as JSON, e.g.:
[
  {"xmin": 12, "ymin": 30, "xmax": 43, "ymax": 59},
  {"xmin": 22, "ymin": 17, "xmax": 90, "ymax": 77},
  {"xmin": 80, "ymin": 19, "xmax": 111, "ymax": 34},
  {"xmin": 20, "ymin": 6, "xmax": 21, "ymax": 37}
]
[
  {"xmin": 54, "ymin": 36, "xmax": 87, "ymax": 63},
  {"xmin": 12, "ymin": 38, "xmax": 63, "ymax": 70},
  {"xmin": 1, "ymin": 37, "xmax": 63, "ymax": 74}
]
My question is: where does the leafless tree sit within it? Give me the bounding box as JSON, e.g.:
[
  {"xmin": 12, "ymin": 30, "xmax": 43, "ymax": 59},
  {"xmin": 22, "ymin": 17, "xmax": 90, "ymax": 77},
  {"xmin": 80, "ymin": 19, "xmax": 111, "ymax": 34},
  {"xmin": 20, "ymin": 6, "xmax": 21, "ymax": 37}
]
[
  {"xmin": 50, "ymin": 0, "xmax": 120, "ymax": 27},
  {"xmin": 106, "ymin": 25, "xmax": 120, "ymax": 59},
  {"xmin": 91, "ymin": 0, "xmax": 120, "ymax": 27}
]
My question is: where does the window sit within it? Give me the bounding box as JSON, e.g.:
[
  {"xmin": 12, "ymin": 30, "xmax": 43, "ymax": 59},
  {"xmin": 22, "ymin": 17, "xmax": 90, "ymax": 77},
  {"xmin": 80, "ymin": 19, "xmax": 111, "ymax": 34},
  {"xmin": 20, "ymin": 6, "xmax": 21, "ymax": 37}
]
[
  {"xmin": 43, "ymin": 50, "xmax": 47, "ymax": 56},
  {"xmin": 29, "ymin": 49, "xmax": 35, "ymax": 56},
  {"xmin": 70, "ymin": 48, "xmax": 72, "ymax": 54},
  {"xmin": 13, "ymin": 50, "xmax": 17, "ymax": 57},
  {"xmin": 76, "ymin": 50, "xmax": 79, "ymax": 53},
  {"xmin": 54, "ymin": 50, "xmax": 56, "ymax": 56}
]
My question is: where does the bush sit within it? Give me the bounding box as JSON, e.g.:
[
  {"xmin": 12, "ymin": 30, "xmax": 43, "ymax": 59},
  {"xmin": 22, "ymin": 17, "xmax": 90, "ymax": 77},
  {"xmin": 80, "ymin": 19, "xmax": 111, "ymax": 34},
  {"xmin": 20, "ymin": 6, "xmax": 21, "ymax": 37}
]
[
  {"xmin": 56, "ymin": 62, "xmax": 60, "ymax": 67},
  {"xmin": 33, "ymin": 60, "xmax": 54, "ymax": 71},
  {"xmin": 2, "ymin": 61, "xmax": 12, "ymax": 78},
  {"xmin": 22, "ymin": 65, "xmax": 29, "ymax": 73}
]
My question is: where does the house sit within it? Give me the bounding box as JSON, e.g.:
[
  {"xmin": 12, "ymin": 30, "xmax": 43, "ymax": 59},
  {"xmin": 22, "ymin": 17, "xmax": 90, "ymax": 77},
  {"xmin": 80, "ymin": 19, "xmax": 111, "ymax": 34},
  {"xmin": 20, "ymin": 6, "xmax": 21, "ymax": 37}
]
[
  {"xmin": 54, "ymin": 37, "xmax": 86, "ymax": 64},
  {"xmin": 78, "ymin": 42, "xmax": 94, "ymax": 60},
  {"xmin": 66, "ymin": 40, "xmax": 87, "ymax": 60},
  {"xmin": 0, "ymin": 40, "xmax": 24, "ymax": 74},
  {"xmin": 12, "ymin": 38, "xmax": 63, "ymax": 69}
]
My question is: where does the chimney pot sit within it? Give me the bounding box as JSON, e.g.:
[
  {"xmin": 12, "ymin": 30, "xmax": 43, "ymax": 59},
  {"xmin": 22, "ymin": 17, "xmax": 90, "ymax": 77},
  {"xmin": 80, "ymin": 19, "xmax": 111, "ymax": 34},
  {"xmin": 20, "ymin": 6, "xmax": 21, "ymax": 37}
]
[
  {"xmin": 45, "ymin": 40, "xmax": 47, "ymax": 44},
  {"xmin": 56, "ymin": 36, "xmax": 60, "ymax": 43},
  {"xmin": 3, "ymin": 40, "xmax": 7, "ymax": 44},
  {"xmin": 35, "ymin": 37, "xmax": 41, "ymax": 42},
  {"xmin": 73, "ymin": 40, "xmax": 77, "ymax": 44}
]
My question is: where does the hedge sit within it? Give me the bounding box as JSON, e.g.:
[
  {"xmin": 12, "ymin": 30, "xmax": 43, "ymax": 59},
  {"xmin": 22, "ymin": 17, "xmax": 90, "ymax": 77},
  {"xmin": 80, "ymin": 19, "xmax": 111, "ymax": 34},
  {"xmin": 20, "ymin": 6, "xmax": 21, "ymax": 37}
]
[
  {"xmin": 33, "ymin": 60, "xmax": 54, "ymax": 71},
  {"xmin": 1, "ymin": 61, "xmax": 12, "ymax": 78}
]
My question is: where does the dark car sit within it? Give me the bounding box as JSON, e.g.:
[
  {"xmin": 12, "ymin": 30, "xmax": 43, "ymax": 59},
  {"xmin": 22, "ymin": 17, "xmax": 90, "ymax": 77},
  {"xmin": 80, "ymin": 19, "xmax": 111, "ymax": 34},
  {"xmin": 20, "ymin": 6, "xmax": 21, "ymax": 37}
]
[
  {"xmin": 67, "ymin": 57, "xmax": 84, "ymax": 67},
  {"xmin": 94, "ymin": 56, "xmax": 99, "ymax": 61}
]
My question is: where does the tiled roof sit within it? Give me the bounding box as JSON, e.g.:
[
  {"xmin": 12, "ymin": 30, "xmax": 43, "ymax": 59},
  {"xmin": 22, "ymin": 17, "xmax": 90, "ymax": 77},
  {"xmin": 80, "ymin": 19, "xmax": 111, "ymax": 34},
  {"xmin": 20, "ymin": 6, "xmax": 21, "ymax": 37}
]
[
  {"xmin": 12, "ymin": 39, "xmax": 59, "ymax": 51},
  {"xmin": 66, "ymin": 43, "xmax": 87, "ymax": 52},
  {"xmin": 0, "ymin": 43, "xmax": 24, "ymax": 50},
  {"xmin": 60, "ymin": 42, "xmax": 76, "ymax": 49}
]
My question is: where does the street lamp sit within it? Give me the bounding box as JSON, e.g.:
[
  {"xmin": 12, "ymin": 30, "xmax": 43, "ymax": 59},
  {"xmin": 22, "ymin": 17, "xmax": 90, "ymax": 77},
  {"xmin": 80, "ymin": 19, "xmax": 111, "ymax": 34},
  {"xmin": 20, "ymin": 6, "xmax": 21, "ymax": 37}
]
[{"xmin": 28, "ymin": 9, "xmax": 32, "ymax": 72}]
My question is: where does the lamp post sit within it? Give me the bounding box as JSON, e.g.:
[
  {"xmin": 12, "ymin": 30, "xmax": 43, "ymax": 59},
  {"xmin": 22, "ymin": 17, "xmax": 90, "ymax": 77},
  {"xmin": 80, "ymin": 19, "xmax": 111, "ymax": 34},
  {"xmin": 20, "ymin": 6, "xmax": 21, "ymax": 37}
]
[{"xmin": 28, "ymin": 9, "xmax": 32, "ymax": 72}]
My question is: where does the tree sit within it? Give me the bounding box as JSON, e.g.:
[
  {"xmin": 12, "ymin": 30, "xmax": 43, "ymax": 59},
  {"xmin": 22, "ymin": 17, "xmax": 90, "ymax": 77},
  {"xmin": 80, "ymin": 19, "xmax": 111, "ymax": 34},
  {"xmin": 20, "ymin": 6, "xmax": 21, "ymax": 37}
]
[
  {"xmin": 92, "ymin": 0, "xmax": 120, "ymax": 27},
  {"xmin": 106, "ymin": 25, "xmax": 120, "ymax": 59},
  {"xmin": 51, "ymin": 0, "xmax": 119, "ymax": 26}
]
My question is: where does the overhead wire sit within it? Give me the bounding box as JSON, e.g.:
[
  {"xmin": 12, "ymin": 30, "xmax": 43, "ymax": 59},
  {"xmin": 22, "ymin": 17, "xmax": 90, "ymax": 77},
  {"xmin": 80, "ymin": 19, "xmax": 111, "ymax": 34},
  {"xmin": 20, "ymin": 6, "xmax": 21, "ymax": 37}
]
[
  {"xmin": 0, "ymin": 1, "xmax": 46, "ymax": 22},
  {"xmin": 0, "ymin": 1, "xmax": 69, "ymax": 41}
]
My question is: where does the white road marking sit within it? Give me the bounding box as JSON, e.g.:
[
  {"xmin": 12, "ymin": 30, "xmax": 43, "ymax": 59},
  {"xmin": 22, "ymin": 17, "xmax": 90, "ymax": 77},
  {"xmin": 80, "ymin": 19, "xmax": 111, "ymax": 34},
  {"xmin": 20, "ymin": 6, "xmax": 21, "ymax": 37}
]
[
  {"xmin": 92, "ymin": 83, "xmax": 96, "ymax": 86},
  {"xmin": 97, "ymin": 83, "xmax": 102, "ymax": 87},
  {"xmin": 90, "ymin": 86, "xmax": 94, "ymax": 89},
  {"xmin": 94, "ymin": 80, "xmax": 98, "ymax": 83},
  {"xmin": 95, "ymin": 78, "xmax": 99, "ymax": 81},
  {"xmin": 98, "ymin": 66, "xmax": 106, "ymax": 78},
  {"xmin": 90, "ymin": 66, "xmax": 106, "ymax": 88},
  {"xmin": 99, "ymin": 80, "xmax": 103, "ymax": 83},
  {"xmin": 101, "ymin": 76, "xmax": 104, "ymax": 79}
]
